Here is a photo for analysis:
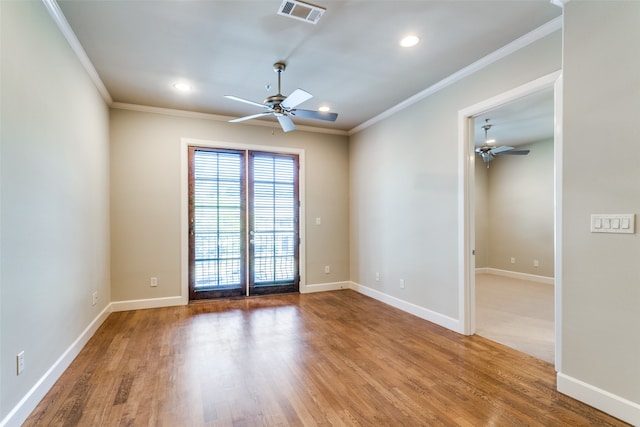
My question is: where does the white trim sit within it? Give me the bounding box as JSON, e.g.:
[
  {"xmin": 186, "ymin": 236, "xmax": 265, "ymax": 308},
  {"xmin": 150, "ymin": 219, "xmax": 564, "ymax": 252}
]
[
  {"xmin": 476, "ymin": 268, "xmax": 555, "ymax": 286},
  {"xmin": 458, "ymin": 113, "xmax": 476, "ymax": 335},
  {"xmin": 349, "ymin": 16, "xmax": 562, "ymax": 135},
  {"xmin": 110, "ymin": 296, "xmax": 185, "ymax": 312},
  {"xmin": 457, "ymin": 70, "xmax": 561, "ymax": 338},
  {"xmin": 0, "ymin": 305, "xmax": 112, "ymax": 427},
  {"xmin": 557, "ymin": 373, "xmax": 640, "ymax": 426},
  {"xmin": 349, "ymin": 282, "xmax": 463, "ymax": 333},
  {"xmin": 302, "ymin": 281, "xmax": 350, "ymax": 294},
  {"xmin": 41, "ymin": 0, "xmax": 112, "ymax": 105},
  {"xmin": 180, "ymin": 138, "xmax": 306, "ymax": 301},
  {"xmin": 553, "ymin": 74, "xmax": 564, "ymax": 371},
  {"xmin": 112, "ymin": 102, "xmax": 349, "ymax": 136}
]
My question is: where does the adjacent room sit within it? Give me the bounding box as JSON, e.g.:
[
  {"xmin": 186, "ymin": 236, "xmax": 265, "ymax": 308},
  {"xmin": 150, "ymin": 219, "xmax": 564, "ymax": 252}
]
[
  {"xmin": 473, "ymin": 89, "xmax": 556, "ymax": 363},
  {"xmin": 2, "ymin": 1, "xmax": 639, "ymax": 426}
]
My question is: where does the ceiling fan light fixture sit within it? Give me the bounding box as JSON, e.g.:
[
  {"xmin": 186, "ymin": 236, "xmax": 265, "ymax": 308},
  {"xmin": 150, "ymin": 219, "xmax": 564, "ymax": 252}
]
[
  {"xmin": 318, "ymin": 106, "xmax": 331, "ymax": 112},
  {"xmin": 400, "ymin": 35, "xmax": 420, "ymax": 48}
]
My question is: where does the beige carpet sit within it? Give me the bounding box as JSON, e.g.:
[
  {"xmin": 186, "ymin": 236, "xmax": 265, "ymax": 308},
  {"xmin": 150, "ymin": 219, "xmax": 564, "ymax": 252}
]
[{"xmin": 475, "ymin": 273, "xmax": 554, "ymax": 363}]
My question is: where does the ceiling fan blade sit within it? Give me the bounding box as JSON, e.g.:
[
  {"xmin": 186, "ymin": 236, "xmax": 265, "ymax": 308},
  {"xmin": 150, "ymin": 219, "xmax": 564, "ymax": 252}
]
[
  {"xmin": 488, "ymin": 145, "xmax": 514, "ymax": 155},
  {"xmin": 277, "ymin": 115, "xmax": 296, "ymax": 132},
  {"xmin": 224, "ymin": 95, "xmax": 267, "ymax": 109},
  {"xmin": 498, "ymin": 149, "xmax": 530, "ymax": 155},
  {"xmin": 281, "ymin": 89, "xmax": 312, "ymax": 110},
  {"xmin": 229, "ymin": 112, "xmax": 272, "ymax": 123},
  {"xmin": 290, "ymin": 109, "xmax": 338, "ymax": 122}
]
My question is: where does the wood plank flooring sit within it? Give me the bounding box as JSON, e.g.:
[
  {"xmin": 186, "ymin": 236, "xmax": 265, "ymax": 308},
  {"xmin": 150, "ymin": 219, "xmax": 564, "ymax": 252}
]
[{"xmin": 24, "ymin": 290, "xmax": 629, "ymax": 426}]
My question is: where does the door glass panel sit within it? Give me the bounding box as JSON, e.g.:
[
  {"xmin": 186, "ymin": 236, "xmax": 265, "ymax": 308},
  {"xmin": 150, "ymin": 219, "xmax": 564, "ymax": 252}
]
[
  {"xmin": 251, "ymin": 154, "xmax": 298, "ymax": 289},
  {"xmin": 190, "ymin": 149, "xmax": 245, "ymax": 298}
]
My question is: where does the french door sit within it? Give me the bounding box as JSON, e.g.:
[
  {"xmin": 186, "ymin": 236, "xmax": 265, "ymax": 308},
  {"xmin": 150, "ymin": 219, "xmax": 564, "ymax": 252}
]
[{"xmin": 188, "ymin": 146, "xmax": 300, "ymax": 300}]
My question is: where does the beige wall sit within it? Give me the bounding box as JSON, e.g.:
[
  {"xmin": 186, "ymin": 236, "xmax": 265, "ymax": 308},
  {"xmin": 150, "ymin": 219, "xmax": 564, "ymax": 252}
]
[
  {"xmin": 474, "ymin": 161, "xmax": 490, "ymax": 268},
  {"xmin": 109, "ymin": 109, "xmax": 349, "ymax": 301},
  {"xmin": 350, "ymin": 31, "xmax": 561, "ymax": 319},
  {"xmin": 1, "ymin": 1, "xmax": 110, "ymax": 419},
  {"xmin": 483, "ymin": 139, "xmax": 554, "ymax": 277},
  {"xmin": 561, "ymin": 0, "xmax": 640, "ymax": 410}
]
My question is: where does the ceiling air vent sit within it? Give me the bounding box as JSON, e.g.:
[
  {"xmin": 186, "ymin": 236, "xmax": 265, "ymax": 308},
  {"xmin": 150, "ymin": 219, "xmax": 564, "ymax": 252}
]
[{"xmin": 277, "ymin": 0, "xmax": 326, "ymax": 24}]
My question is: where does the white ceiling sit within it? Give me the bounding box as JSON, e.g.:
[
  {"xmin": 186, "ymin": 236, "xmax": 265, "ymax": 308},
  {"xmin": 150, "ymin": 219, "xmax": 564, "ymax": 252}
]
[
  {"xmin": 474, "ymin": 88, "xmax": 555, "ymax": 147},
  {"xmin": 56, "ymin": 0, "xmax": 560, "ymax": 136}
]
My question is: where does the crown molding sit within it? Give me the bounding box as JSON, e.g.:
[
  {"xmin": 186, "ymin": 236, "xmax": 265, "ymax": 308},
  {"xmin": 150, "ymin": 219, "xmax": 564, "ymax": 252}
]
[
  {"xmin": 349, "ymin": 16, "xmax": 563, "ymax": 135},
  {"xmin": 111, "ymin": 102, "xmax": 350, "ymax": 136},
  {"xmin": 42, "ymin": 0, "xmax": 113, "ymax": 105},
  {"xmin": 550, "ymin": 0, "xmax": 570, "ymax": 9}
]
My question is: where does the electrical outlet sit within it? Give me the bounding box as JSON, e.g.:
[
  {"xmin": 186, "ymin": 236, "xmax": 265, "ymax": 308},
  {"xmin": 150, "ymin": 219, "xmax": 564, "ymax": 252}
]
[
  {"xmin": 400, "ymin": 279, "xmax": 405, "ymax": 289},
  {"xmin": 375, "ymin": 272, "xmax": 380, "ymax": 281},
  {"xmin": 92, "ymin": 291, "xmax": 98, "ymax": 306},
  {"xmin": 150, "ymin": 277, "xmax": 158, "ymax": 287},
  {"xmin": 533, "ymin": 259, "xmax": 539, "ymax": 267},
  {"xmin": 510, "ymin": 257, "xmax": 516, "ymax": 264},
  {"xmin": 17, "ymin": 351, "xmax": 25, "ymax": 375},
  {"xmin": 324, "ymin": 265, "xmax": 330, "ymax": 274}
]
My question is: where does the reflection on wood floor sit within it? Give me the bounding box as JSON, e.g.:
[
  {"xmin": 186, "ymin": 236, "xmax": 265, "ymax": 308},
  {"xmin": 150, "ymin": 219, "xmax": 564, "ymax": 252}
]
[
  {"xmin": 476, "ymin": 273, "xmax": 554, "ymax": 363},
  {"xmin": 24, "ymin": 290, "xmax": 628, "ymax": 426}
]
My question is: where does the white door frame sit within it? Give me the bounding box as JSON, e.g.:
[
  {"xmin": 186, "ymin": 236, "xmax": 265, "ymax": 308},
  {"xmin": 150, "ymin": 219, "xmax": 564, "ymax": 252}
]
[{"xmin": 457, "ymin": 70, "xmax": 563, "ymax": 368}]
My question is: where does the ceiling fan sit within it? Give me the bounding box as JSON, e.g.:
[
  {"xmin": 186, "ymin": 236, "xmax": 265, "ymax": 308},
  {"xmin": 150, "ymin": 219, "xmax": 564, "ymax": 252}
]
[
  {"xmin": 225, "ymin": 62, "xmax": 338, "ymax": 132},
  {"xmin": 475, "ymin": 119, "xmax": 530, "ymax": 165}
]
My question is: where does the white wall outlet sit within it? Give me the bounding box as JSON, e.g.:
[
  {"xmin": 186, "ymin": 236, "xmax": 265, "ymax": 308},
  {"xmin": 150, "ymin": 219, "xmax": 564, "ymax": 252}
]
[
  {"xmin": 324, "ymin": 265, "xmax": 330, "ymax": 274},
  {"xmin": 533, "ymin": 259, "xmax": 539, "ymax": 267},
  {"xmin": 400, "ymin": 279, "xmax": 405, "ymax": 289},
  {"xmin": 510, "ymin": 257, "xmax": 516, "ymax": 264},
  {"xmin": 92, "ymin": 291, "xmax": 98, "ymax": 306},
  {"xmin": 150, "ymin": 277, "xmax": 158, "ymax": 287},
  {"xmin": 315, "ymin": 217, "xmax": 321, "ymax": 225},
  {"xmin": 375, "ymin": 272, "xmax": 380, "ymax": 281},
  {"xmin": 17, "ymin": 351, "xmax": 25, "ymax": 375}
]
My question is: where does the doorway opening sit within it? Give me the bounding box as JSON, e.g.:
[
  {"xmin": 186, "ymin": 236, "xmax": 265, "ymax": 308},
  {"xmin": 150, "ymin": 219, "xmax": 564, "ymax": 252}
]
[{"xmin": 458, "ymin": 71, "xmax": 562, "ymax": 367}]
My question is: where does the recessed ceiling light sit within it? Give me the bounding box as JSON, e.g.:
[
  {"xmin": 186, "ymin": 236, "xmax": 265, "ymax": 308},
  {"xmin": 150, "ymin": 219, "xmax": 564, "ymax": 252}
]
[
  {"xmin": 400, "ymin": 35, "xmax": 420, "ymax": 48},
  {"xmin": 318, "ymin": 106, "xmax": 331, "ymax": 112},
  {"xmin": 173, "ymin": 82, "xmax": 192, "ymax": 92}
]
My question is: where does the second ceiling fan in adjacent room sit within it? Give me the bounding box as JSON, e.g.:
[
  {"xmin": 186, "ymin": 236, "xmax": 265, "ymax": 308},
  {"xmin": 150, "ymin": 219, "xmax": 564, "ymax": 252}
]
[{"xmin": 475, "ymin": 119, "xmax": 530, "ymax": 165}]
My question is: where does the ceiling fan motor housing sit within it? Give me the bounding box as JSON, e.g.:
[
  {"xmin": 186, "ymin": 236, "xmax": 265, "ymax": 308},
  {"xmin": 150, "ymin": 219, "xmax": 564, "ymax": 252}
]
[{"xmin": 265, "ymin": 94, "xmax": 286, "ymax": 106}]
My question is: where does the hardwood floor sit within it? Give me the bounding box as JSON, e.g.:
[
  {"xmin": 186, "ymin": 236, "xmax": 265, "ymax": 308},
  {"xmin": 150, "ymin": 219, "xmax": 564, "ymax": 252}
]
[{"xmin": 24, "ymin": 291, "xmax": 629, "ymax": 426}]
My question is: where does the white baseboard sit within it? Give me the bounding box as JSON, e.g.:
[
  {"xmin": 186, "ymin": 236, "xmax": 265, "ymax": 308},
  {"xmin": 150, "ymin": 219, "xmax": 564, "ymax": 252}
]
[
  {"xmin": 476, "ymin": 267, "xmax": 555, "ymax": 285},
  {"xmin": 301, "ymin": 281, "xmax": 350, "ymax": 293},
  {"xmin": 110, "ymin": 295, "xmax": 186, "ymax": 312},
  {"xmin": 557, "ymin": 372, "xmax": 640, "ymax": 426},
  {"xmin": 349, "ymin": 282, "xmax": 462, "ymax": 333},
  {"xmin": 0, "ymin": 304, "xmax": 112, "ymax": 427}
]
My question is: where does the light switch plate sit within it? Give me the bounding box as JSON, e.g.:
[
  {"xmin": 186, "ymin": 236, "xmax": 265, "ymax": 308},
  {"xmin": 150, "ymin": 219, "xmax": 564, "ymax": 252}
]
[{"xmin": 590, "ymin": 214, "xmax": 635, "ymax": 234}]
